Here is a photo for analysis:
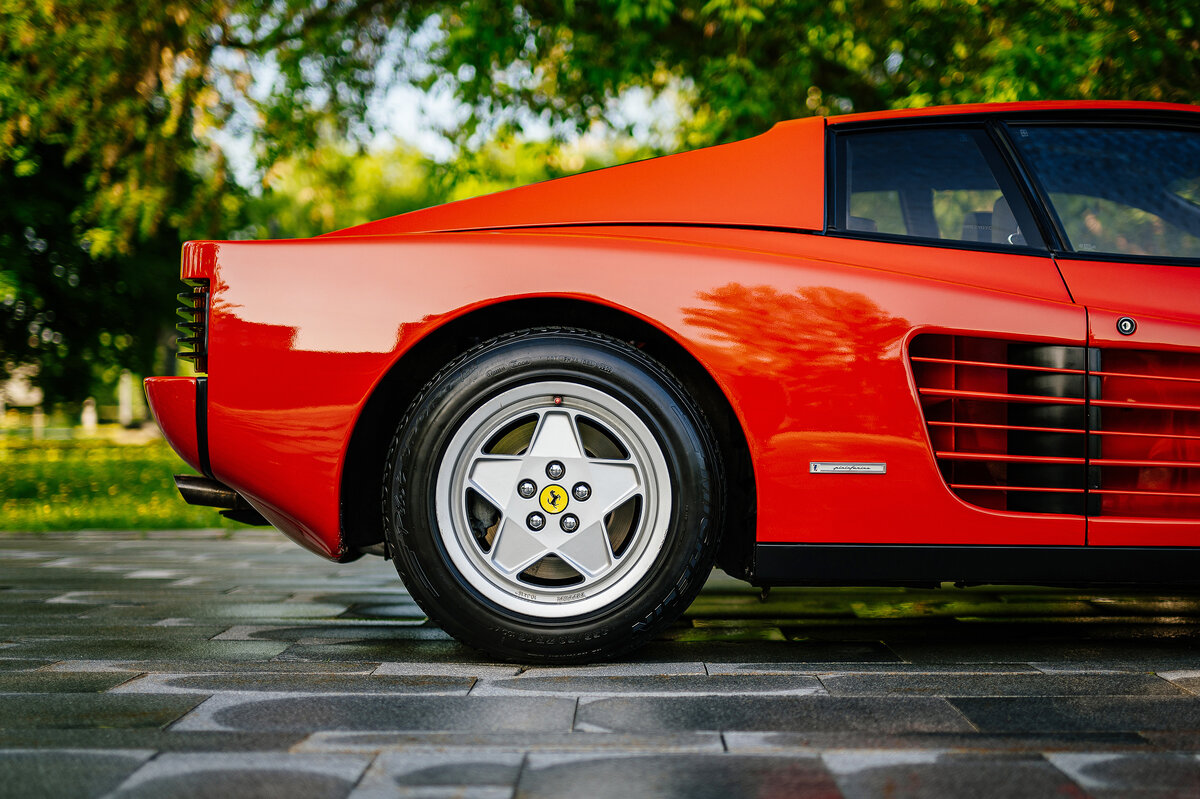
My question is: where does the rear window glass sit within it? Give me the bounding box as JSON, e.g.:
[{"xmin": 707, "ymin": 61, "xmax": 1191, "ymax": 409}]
[
  {"xmin": 839, "ymin": 128, "xmax": 1037, "ymax": 247},
  {"xmin": 1011, "ymin": 125, "xmax": 1200, "ymax": 259}
]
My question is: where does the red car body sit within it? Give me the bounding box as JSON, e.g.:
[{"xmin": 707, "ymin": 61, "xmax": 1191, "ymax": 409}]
[{"xmin": 146, "ymin": 100, "xmax": 1200, "ymax": 601}]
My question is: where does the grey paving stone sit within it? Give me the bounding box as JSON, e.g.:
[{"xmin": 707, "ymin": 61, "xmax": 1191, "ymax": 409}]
[
  {"xmin": 212, "ymin": 624, "xmax": 427, "ymax": 642},
  {"xmin": 297, "ymin": 731, "xmax": 724, "ymax": 754},
  {"xmin": 374, "ymin": 663, "xmax": 521, "ymax": 678},
  {"xmin": 821, "ymin": 672, "xmax": 1183, "ymax": 697},
  {"xmin": 3, "ymin": 638, "xmax": 291, "ymax": 660},
  {"xmin": 113, "ymin": 672, "xmax": 474, "ymax": 695},
  {"xmin": 75, "ymin": 600, "xmax": 354, "ymax": 621},
  {"xmin": 1162, "ymin": 672, "xmax": 1200, "ymax": 698},
  {"xmin": 0, "ymin": 658, "xmax": 58, "ymax": 672},
  {"xmin": 1048, "ymin": 752, "xmax": 1200, "ymax": 794},
  {"xmin": 575, "ymin": 696, "xmax": 974, "ymax": 733},
  {"xmin": 0, "ymin": 729, "xmax": 308, "ymax": 751},
  {"xmin": 289, "ymin": 592, "xmax": 415, "ymax": 605},
  {"xmin": 824, "ymin": 750, "xmax": 1084, "ymax": 799},
  {"xmin": 950, "ymin": 696, "xmax": 1200, "ymax": 733},
  {"xmin": 471, "ymin": 674, "xmax": 824, "ymax": 697},
  {"xmin": 0, "ymin": 607, "xmax": 96, "ymax": 621},
  {"xmin": 3, "ymin": 623, "xmax": 231, "ymax": 640},
  {"xmin": 1030, "ymin": 664, "xmax": 1138, "ymax": 674},
  {"xmin": 174, "ymin": 694, "xmax": 577, "ymax": 733},
  {"xmin": 705, "ymin": 662, "xmax": 1041, "ymax": 675},
  {"xmin": 349, "ymin": 751, "xmax": 523, "ymax": 799},
  {"xmin": 277, "ymin": 641, "xmax": 483, "ymax": 664},
  {"xmin": 342, "ymin": 603, "xmax": 427, "ymax": 620},
  {"xmin": 0, "ymin": 671, "xmax": 135, "ymax": 693},
  {"xmin": 516, "ymin": 753, "xmax": 840, "ymax": 799},
  {"xmin": 42, "ymin": 659, "xmax": 382, "ymax": 674},
  {"xmin": 723, "ymin": 730, "xmax": 1157, "ymax": 753},
  {"xmin": 0, "ymin": 748, "xmax": 155, "ymax": 799},
  {"xmin": 517, "ymin": 662, "xmax": 706, "ymax": 678},
  {"xmin": 0, "ymin": 694, "xmax": 205, "ymax": 729},
  {"xmin": 1139, "ymin": 730, "xmax": 1200, "ymax": 750},
  {"xmin": 8, "ymin": 530, "xmax": 1200, "ymax": 796},
  {"xmin": 107, "ymin": 752, "xmax": 371, "ymax": 799}
]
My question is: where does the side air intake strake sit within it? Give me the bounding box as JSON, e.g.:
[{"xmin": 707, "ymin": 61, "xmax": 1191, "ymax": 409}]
[
  {"xmin": 176, "ymin": 278, "xmax": 209, "ymax": 373},
  {"xmin": 910, "ymin": 334, "xmax": 1200, "ymax": 520}
]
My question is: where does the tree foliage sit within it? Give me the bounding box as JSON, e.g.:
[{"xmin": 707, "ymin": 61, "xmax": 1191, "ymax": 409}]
[
  {"xmin": 432, "ymin": 0, "xmax": 1200, "ymax": 146},
  {"xmin": 240, "ymin": 135, "xmax": 655, "ymax": 239},
  {"xmin": 1, "ymin": 0, "xmax": 414, "ymax": 401},
  {"xmin": 2, "ymin": 0, "xmax": 1198, "ymax": 403}
]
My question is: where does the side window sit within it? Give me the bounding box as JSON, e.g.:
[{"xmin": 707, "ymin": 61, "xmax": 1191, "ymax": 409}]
[
  {"xmin": 1010, "ymin": 125, "xmax": 1200, "ymax": 259},
  {"xmin": 836, "ymin": 127, "xmax": 1041, "ymax": 248}
]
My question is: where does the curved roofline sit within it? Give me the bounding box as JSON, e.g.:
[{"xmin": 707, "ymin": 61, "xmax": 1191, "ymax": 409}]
[{"xmin": 828, "ymin": 99, "xmax": 1200, "ymax": 125}]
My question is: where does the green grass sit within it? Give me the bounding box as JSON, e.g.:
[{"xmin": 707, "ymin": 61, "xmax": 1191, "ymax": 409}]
[{"xmin": 0, "ymin": 437, "xmax": 237, "ymax": 531}]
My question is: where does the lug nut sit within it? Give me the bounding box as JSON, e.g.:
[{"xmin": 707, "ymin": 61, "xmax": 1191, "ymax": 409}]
[
  {"xmin": 546, "ymin": 461, "xmax": 566, "ymax": 480},
  {"xmin": 560, "ymin": 514, "xmax": 579, "ymax": 533},
  {"xmin": 517, "ymin": 479, "xmax": 537, "ymax": 499},
  {"xmin": 572, "ymin": 482, "xmax": 591, "ymax": 501},
  {"xmin": 527, "ymin": 512, "xmax": 545, "ymax": 531}
]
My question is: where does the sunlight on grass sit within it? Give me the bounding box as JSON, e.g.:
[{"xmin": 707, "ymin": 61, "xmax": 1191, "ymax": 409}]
[{"xmin": 0, "ymin": 437, "xmax": 237, "ymax": 531}]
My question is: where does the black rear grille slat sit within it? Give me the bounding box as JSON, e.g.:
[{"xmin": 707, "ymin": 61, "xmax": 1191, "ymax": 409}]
[{"xmin": 175, "ymin": 279, "xmax": 209, "ymax": 373}]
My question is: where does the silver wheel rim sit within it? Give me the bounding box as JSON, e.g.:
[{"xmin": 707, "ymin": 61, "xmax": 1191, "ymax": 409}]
[{"xmin": 435, "ymin": 380, "xmax": 672, "ymax": 618}]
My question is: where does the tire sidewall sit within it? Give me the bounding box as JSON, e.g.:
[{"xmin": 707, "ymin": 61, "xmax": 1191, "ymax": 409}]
[{"xmin": 385, "ymin": 331, "xmax": 717, "ymax": 661}]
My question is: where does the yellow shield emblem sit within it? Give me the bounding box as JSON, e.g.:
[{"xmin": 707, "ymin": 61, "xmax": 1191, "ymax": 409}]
[{"xmin": 538, "ymin": 485, "xmax": 569, "ymax": 514}]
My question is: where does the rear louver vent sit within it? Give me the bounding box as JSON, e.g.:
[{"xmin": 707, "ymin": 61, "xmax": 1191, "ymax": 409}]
[
  {"xmin": 910, "ymin": 335, "xmax": 1200, "ymax": 520},
  {"xmin": 176, "ymin": 279, "xmax": 208, "ymax": 373}
]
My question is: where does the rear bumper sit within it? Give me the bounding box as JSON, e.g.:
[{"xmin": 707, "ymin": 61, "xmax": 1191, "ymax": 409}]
[
  {"xmin": 144, "ymin": 376, "xmax": 207, "ymax": 474},
  {"xmin": 145, "ymin": 376, "xmax": 268, "ymax": 526}
]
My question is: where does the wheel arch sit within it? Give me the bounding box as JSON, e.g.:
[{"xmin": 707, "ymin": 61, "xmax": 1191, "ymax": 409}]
[{"xmin": 339, "ymin": 297, "xmax": 757, "ymax": 579}]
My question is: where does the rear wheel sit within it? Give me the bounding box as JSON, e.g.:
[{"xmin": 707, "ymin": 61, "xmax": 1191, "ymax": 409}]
[{"xmin": 383, "ymin": 329, "xmax": 722, "ymax": 662}]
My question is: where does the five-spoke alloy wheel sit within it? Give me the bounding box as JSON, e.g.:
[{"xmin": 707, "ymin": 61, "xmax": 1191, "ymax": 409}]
[{"xmin": 383, "ymin": 329, "xmax": 722, "ymax": 663}]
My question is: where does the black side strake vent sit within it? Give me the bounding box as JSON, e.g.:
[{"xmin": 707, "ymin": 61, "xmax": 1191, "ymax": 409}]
[
  {"xmin": 176, "ymin": 278, "xmax": 209, "ymax": 373},
  {"xmin": 910, "ymin": 335, "xmax": 1093, "ymax": 516},
  {"xmin": 910, "ymin": 334, "xmax": 1200, "ymax": 521}
]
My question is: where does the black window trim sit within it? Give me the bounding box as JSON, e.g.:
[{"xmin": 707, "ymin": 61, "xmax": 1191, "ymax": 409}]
[
  {"xmin": 825, "ymin": 109, "xmax": 1200, "ymax": 266},
  {"xmin": 826, "ymin": 118, "xmax": 1050, "ymax": 256}
]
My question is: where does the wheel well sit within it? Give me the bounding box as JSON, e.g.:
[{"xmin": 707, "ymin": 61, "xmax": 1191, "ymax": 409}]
[{"xmin": 339, "ymin": 298, "xmax": 757, "ymax": 578}]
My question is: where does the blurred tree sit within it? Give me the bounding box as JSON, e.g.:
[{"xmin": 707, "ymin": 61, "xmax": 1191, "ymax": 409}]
[
  {"xmin": 0, "ymin": 149, "xmax": 182, "ymax": 403},
  {"xmin": 240, "ymin": 135, "xmax": 654, "ymax": 239},
  {"xmin": 2, "ymin": 0, "xmax": 1197, "ymax": 402},
  {"xmin": 431, "ymin": 0, "xmax": 1200, "ymax": 146},
  {"xmin": 239, "ymin": 142, "xmax": 443, "ymax": 241},
  {"xmin": 0, "ymin": 0, "xmax": 419, "ymax": 401}
]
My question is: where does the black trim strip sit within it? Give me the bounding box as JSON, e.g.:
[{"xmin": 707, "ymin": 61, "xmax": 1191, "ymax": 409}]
[
  {"xmin": 989, "ymin": 120, "xmax": 1065, "ymax": 253},
  {"xmin": 755, "ymin": 543, "xmax": 1200, "ymax": 587},
  {"xmin": 195, "ymin": 375, "xmax": 211, "ymax": 478},
  {"xmin": 332, "ymin": 220, "xmax": 825, "ymax": 238},
  {"xmin": 822, "ymin": 229, "xmax": 1050, "ymax": 258}
]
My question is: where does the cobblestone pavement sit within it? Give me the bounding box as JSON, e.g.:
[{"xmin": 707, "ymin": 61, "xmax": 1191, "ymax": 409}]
[{"xmin": 3, "ymin": 530, "xmax": 1200, "ymax": 797}]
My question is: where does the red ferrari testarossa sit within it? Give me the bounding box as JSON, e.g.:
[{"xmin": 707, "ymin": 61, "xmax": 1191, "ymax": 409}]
[{"xmin": 146, "ymin": 101, "xmax": 1200, "ymax": 661}]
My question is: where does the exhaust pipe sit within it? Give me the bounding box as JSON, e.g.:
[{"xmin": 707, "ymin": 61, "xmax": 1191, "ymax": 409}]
[{"xmin": 174, "ymin": 475, "xmax": 269, "ymax": 526}]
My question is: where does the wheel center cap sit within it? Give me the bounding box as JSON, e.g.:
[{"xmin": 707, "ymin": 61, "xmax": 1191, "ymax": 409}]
[{"xmin": 538, "ymin": 484, "xmax": 569, "ymax": 514}]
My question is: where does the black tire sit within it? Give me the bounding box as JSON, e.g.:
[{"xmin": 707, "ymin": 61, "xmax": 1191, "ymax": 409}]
[{"xmin": 382, "ymin": 328, "xmax": 723, "ymax": 663}]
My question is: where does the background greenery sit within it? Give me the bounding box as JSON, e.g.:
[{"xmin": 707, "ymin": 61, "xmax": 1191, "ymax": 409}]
[
  {"xmin": 2, "ymin": 0, "xmax": 1197, "ymax": 528},
  {"xmin": 0, "ymin": 438, "xmax": 236, "ymax": 530}
]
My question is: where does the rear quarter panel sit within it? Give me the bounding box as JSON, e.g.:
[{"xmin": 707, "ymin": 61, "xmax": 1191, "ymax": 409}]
[{"xmin": 200, "ymin": 229, "xmax": 1083, "ymax": 558}]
